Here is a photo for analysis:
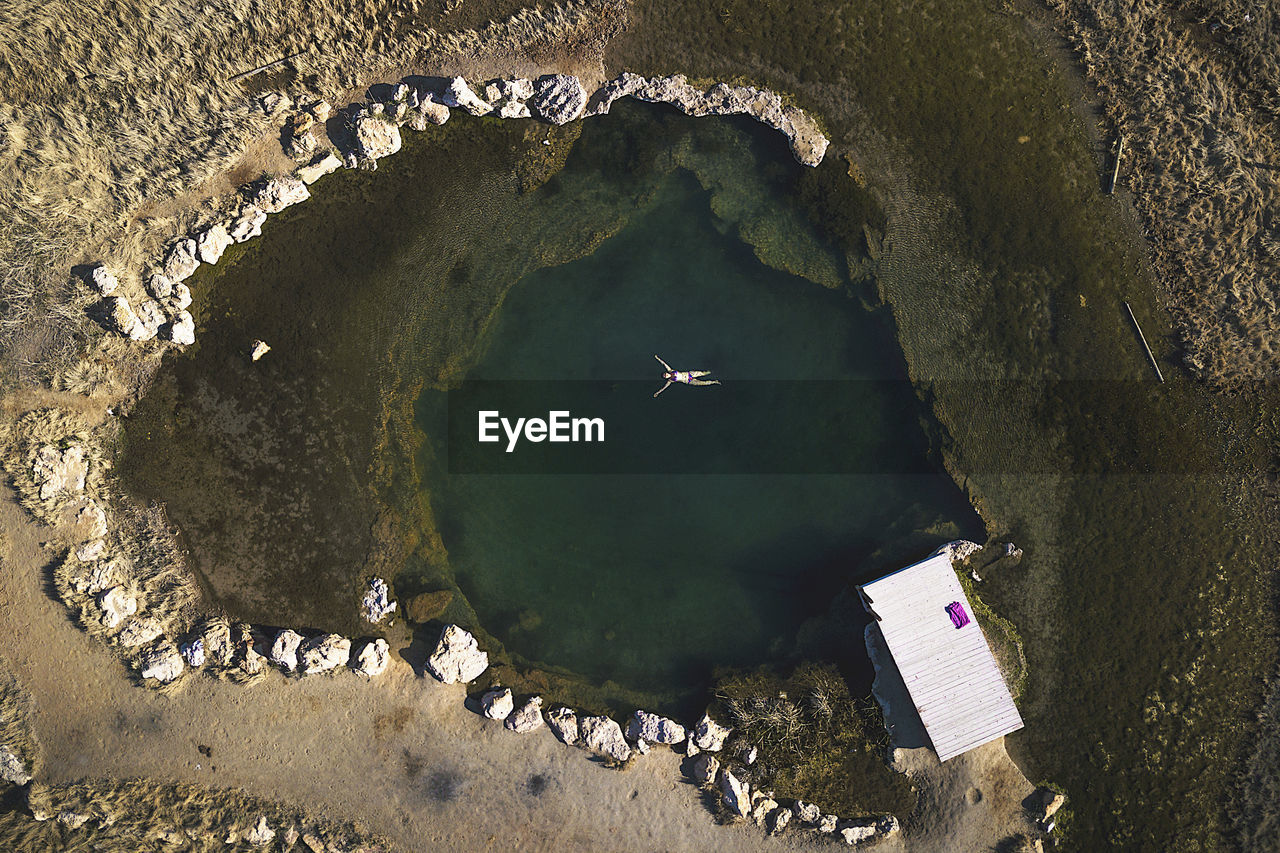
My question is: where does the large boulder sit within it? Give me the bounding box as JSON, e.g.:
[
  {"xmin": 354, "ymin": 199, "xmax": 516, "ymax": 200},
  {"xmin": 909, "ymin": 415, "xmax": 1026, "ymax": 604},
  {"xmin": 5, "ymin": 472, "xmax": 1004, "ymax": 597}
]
[
  {"xmin": 33, "ymin": 443, "xmax": 86, "ymax": 501},
  {"xmin": 163, "ymin": 238, "xmax": 200, "ymax": 282},
  {"xmin": 0, "ymin": 746, "xmax": 30, "ymax": 785},
  {"xmin": 269, "ymin": 629, "xmax": 304, "ymax": 671},
  {"xmin": 102, "ymin": 295, "xmax": 146, "ymax": 340},
  {"xmin": 481, "ymin": 687, "xmax": 514, "ymax": 721},
  {"xmin": 691, "ymin": 753, "xmax": 719, "ymax": 786},
  {"xmin": 546, "ymin": 706, "xmax": 579, "ymax": 745},
  {"xmin": 140, "ymin": 642, "xmax": 185, "ymax": 683},
  {"xmin": 298, "ymin": 634, "xmax": 350, "ymax": 674},
  {"xmin": 98, "ymin": 585, "xmax": 137, "ymax": 630},
  {"xmin": 251, "ymin": 176, "xmax": 310, "ymax": 213},
  {"xmin": 532, "ymin": 75, "xmax": 587, "ymax": 125},
  {"xmin": 352, "ymin": 638, "xmax": 390, "ymax": 677},
  {"xmin": 718, "ymin": 768, "xmax": 751, "ymax": 817},
  {"xmin": 166, "ymin": 311, "xmax": 195, "ymax": 346},
  {"xmin": 505, "ymin": 696, "xmax": 544, "ymax": 733},
  {"xmin": 626, "ymin": 710, "xmax": 686, "ymax": 745},
  {"xmin": 118, "ymin": 617, "xmax": 163, "ymax": 648},
  {"xmin": 425, "ymin": 624, "xmax": 488, "ymax": 683},
  {"xmin": 360, "ymin": 577, "xmax": 397, "ymax": 623},
  {"xmin": 196, "ymin": 223, "xmax": 232, "ymax": 264},
  {"xmin": 691, "ymin": 713, "xmax": 731, "ymax": 751},
  {"xmin": 228, "ymin": 207, "xmax": 267, "ymax": 242},
  {"xmin": 353, "ymin": 114, "xmax": 402, "ymax": 159},
  {"xmin": 440, "ymin": 77, "xmax": 493, "ymax": 116},
  {"xmin": 579, "ymin": 715, "xmax": 631, "ymax": 762},
  {"xmin": 85, "ymin": 263, "xmax": 118, "ymax": 295}
]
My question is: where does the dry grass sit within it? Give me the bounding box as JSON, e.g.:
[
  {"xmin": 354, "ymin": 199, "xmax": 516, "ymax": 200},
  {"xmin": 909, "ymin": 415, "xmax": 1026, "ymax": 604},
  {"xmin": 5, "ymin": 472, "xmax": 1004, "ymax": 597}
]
[
  {"xmin": 1049, "ymin": 0, "xmax": 1280, "ymax": 384},
  {"xmin": 0, "ymin": 408, "xmax": 101, "ymax": 526},
  {"xmin": 5, "ymin": 778, "xmax": 393, "ymax": 852},
  {"xmin": 0, "ymin": 660, "xmax": 39, "ymax": 786}
]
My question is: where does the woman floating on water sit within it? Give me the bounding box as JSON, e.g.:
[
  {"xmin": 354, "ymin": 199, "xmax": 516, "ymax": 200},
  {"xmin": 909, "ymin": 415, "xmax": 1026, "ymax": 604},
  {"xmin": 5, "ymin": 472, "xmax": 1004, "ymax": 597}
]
[{"xmin": 653, "ymin": 355, "xmax": 721, "ymax": 398}]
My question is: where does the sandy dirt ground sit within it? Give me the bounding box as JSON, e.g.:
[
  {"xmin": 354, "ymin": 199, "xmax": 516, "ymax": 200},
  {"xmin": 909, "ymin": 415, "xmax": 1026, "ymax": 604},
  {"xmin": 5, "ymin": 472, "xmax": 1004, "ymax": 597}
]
[{"xmin": 0, "ymin": 475, "xmax": 1039, "ymax": 851}]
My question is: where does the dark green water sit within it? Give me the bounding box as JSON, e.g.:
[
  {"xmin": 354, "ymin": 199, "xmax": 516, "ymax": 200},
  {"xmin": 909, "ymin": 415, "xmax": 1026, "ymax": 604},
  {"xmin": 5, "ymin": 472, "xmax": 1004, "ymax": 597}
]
[{"xmin": 415, "ymin": 172, "xmax": 979, "ymax": 694}]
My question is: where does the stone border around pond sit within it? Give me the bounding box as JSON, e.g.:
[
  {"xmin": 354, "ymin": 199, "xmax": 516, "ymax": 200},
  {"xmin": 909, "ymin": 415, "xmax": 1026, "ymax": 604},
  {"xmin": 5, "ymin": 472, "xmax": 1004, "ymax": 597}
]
[{"xmin": 75, "ymin": 71, "xmax": 828, "ymax": 351}]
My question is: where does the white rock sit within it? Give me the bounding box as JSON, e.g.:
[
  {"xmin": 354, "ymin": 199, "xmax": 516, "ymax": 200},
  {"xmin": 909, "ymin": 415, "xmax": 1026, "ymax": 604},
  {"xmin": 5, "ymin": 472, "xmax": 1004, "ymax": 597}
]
[
  {"xmin": 361, "ymin": 577, "xmax": 397, "ymax": 623},
  {"xmin": 752, "ymin": 794, "xmax": 778, "ymax": 824},
  {"xmin": 140, "ymin": 642, "xmax": 185, "ymax": 683},
  {"xmin": 626, "ymin": 710, "xmax": 686, "ymax": 745},
  {"xmin": 70, "ymin": 559, "xmax": 119, "ymax": 595},
  {"xmin": 579, "ymin": 715, "xmax": 631, "ymax": 762},
  {"xmin": 147, "ymin": 274, "xmax": 174, "ymax": 300},
  {"xmin": 419, "ymin": 98, "xmax": 450, "ymax": 125},
  {"xmin": 484, "ymin": 82, "xmax": 503, "ymax": 103},
  {"xmin": 839, "ymin": 824, "xmax": 877, "ymax": 845},
  {"xmin": 98, "ymin": 585, "xmax": 137, "ymax": 630},
  {"xmin": 0, "ymin": 746, "xmax": 30, "ymax": 785},
  {"xmin": 168, "ymin": 283, "xmax": 192, "ymax": 312},
  {"xmin": 740, "ymin": 746, "xmax": 758, "ymax": 765},
  {"xmin": 546, "ymin": 706, "xmax": 579, "ymax": 745},
  {"xmin": 58, "ymin": 811, "xmax": 90, "ymax": 829},
  {"xmin": 353, "ymin": 114, "xmax": 403, "ymax": 160},
  {"xmin": 532, "ymin": 75, "xmax": 587, "ymax": 125},
  {"xmin": 75, "ymin": 539, "xmax": 105, "ymax": 562},
  {"xmin": 202, "ymin": 621, "xmax": 235, "ymax": 666},
  {"xmin": 440, "ymin": 77, "xmax": 493, "ymax": 116},
  {"xmin": 247, "ymin": 816, "xmax": 275, "ymax": 847},
  {"xmin": 252, "ymin": 176, "xmax": 310, "ymax": 213},
  {"xmin": 634, "ymin": 738, "xmax": 650, "ymax": 755},
  {"xmin": 228, "ymin": 207, "xmax": 267, "ymax": 243},
  {"xmin": 768, "ymin": 806, "xmax": 792, "ymax": 835},
  {"xmin": 505, "ymin": 696, "xmax": 544, "ymax": 733},
  {"xmin": 76, "ymin": 501, "xmax": 107, "ymax": 538},
  {"xmin": 34, "ymin": 443, "xmax": 86, "ymax": 500},
  {"xmin": 818, "ymin": 814, "xmax": 839, "ymax": 833},
  {"xmin": 498, "ymin": 101, "xmax": 531, "ymax": 119},
  {"xmin": 167, "ymin": 311, "xmax": 195, "ymax": 346},
  {"xmin": 691, "ymin": 753, "xmax": 719, "ymax": 786},
  {"xmin": 86, "ymin": 263, "xmax": 118, "ymax": 295},
  {"xmin": 162, "ymin": 239, "xmax": 200, "ymax": 282},
  {"xmin": 934, "ymin": 539, "xmax": 982, "ymax": 565},
  {"xmin": 794, "ymin": 801, "xmax": 821, "ymax": 824},
  {"xmin": 296, "ymin": 151, "xmax": 342, "ymax": 184},
  {"xmin": 425, "ymin": 624, "xmax": 488, "ymax": 684},
  {"xmin": 102, "ymin": 295, "xmax": 146, "ymax": 340},
  {"xmin": 501, "ymin": 78, "xmax": 535, "ymax": 101},
  {"xmin": 180, "ymin": 638, "xmax": 206, "ymax": 668},
  {"xmin": 351, "ymin": 638, "xmax": 389, "ymax": 677},
  {"xmin": 391, "ymin": 82, "xmax": 410, "ymax": 102},
  {"xmin": 298, "ymin": 634, "xmax": 350, "ymax": 674},
  {"xmin": 136, "ymin": 299, "xmax": 165, "ymax": 340},
  {"xmin": 269, "ymin": 630, "xmax": 304, "ymax": 671},
  {"xmin": 691, "ymin": 713, "xmax": 731, "ymax": 751},
  {"xmin": 196, "ymin": 223, "xmax": 232, "ymax": 264},
  {"xmin": 481, "ymin": 687, "xmax": 514, "ymax": 720},
  {"xmin": 718, "ymin": 768, "xmax": 751, "ymax": 817},
  {"xmin": 118, "ymin": 617, "xmax": 163, "ymax": 648},
  {"xmin": 306, "ymin": 100, "xmax": 333, "ymax": 121},
  {"xmin": 250, "ymin": 340, "xmax": 271, "ymax": 361}
]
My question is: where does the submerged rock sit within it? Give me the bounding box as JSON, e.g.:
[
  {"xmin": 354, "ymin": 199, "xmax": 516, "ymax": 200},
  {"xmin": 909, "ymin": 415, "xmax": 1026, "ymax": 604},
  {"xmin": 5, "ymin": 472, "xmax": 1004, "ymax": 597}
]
[
  {"xmin": 626, "ymin": 710, "xmax": 686, "ymax": 745},
  {"xmin": 140, "ymin": 642, "xmax": 185, "ymax": 683},
  {"xmin": 718, "ymin": 768, "xmax": 751, "ymax": 817},
  {"xmin": 353, "ymin": 114, "xmax": 402, "ymax": 159},
  {"xmin": 360, "ymin": 577, "xmax": 397, "ymax": 623},
  {"xmin": 481, "ymin": 687, "xmax": 514, "ymax": 721},
  {"xmin": 269, "ymin": 629, "xmax": 304, "ymax": 672},
  {"xmin": 251, "ymin": 176, "xmax": 310, "ymax": 213},
  {"xmin": 505, "ymin": 696, "xmax": 544, "ymax": 733},
  {"xmin": 690, "ymin": 713, "xmax": 731, "ymax": 751},
  {"xmin": 162, "ymin": 238, "xmax": 200, "ymax": 282},
  {"xmin": 532, "ymin": 74, "xmax": 587, "ymax": 125},
  {"xmin": 196, "ymin": 224, "xmax": 232, "ymax": 264},
  {"xmin": 546, "ymin": 706, "xmax": 579, "ymax": 745},
  {"xmin": 404, "ymin": 590, "xmax": 452, "ymax": 623},
  {"xmin": 352, "ymin": 638, "xmax": 390, "ymax": 677},
  {"xmin": 425, "ymin": 624, "xmax": 488, "ymax": 684},
  {"xmin": 579, "ymin": 715, "xmax": 631, "ymax": 762},
  {"xmin": 691, "ymin": 753, "xmax": 719, "ymax": 786},
  {"xmin": 298, "ymin": 634, "xmax": 350, "ymax": 674}
]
